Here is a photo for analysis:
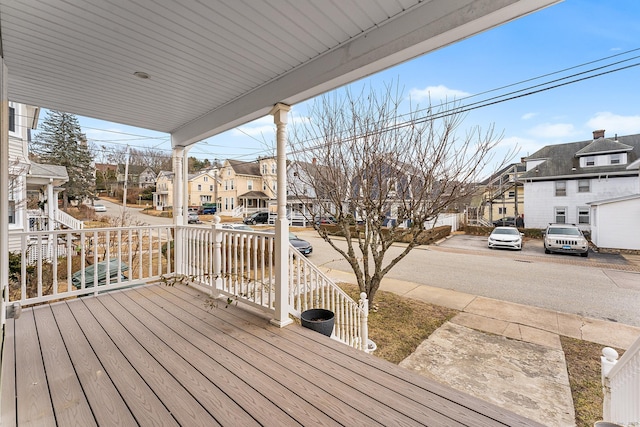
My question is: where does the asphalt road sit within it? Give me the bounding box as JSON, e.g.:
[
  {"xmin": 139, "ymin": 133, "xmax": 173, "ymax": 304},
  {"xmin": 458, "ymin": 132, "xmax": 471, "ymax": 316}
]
[{"xmin": 294, "ymin": 230, "xmax": 640, "ymax": 327}]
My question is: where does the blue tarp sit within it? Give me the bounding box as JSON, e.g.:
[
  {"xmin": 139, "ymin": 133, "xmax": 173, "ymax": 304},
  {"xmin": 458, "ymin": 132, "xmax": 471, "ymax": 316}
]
[{"xmin": 72, "ymin": 259, "xmax": 128, "ymax": 289}]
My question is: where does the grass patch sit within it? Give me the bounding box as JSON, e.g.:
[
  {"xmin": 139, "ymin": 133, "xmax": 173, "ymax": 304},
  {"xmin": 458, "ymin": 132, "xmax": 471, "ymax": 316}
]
[
  {"xmin": 561, "ymin": 336, "xmax": 623, "ymax": 427},
  {"xmin": 339, "ymin": 283, "xmax": 458, "ymax": 364}
]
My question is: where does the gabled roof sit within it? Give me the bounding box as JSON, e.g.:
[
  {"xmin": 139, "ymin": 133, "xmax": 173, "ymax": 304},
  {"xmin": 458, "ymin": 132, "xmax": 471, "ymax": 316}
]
[
  {"xmin": 575, "ymin": 138, "xmax": 633, "ymax": 156},
  {"xmin": 480, "ymin": 163, "xmax": 525, "ymax": 185},
  {"xmin": 238, "ymin": 191, "xmax": 270, "ymax": 199},
  {"xmin": 227, "ymin": 159, "xmax": 261, "ymax": 177},
  {"xmin": 521, "ymin": 133, "xmax": 640, "ymax": 180}
]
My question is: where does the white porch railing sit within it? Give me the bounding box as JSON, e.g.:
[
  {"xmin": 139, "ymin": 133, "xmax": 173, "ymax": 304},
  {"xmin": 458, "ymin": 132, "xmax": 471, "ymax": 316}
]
[
  {"xmin": 175, "ymin": 223, "xmax": 370, "ymax": 351},
  {"xmin": 56, "ymin": 209, "xmax": 84, "ymax": 229},
  {"xmin": 288, "ymin": 251, "xmax": 370, "ymax": 352},
  {"xmin": 6, "ymin": 222, "xmax": 370, "ymax": 351},
  {"xmin": 8, "ymin": 225, "xmax": 174, "ymax": 307},
  {"xmin": 601, "ymin": 336, "xmax": 640, "ymax": 425}
]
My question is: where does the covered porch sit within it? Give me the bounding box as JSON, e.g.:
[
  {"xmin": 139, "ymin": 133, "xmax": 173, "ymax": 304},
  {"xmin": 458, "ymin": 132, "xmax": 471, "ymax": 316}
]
[{"xmin": 0, "ymin": 0, "xmax": 560, "ymax": 424}]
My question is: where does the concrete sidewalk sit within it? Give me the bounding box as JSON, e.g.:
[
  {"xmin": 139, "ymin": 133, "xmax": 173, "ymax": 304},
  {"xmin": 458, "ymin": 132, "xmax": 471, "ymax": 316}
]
[{"xmin": 323, "ymin": 269, "xmax": 640, "ymax": 426}]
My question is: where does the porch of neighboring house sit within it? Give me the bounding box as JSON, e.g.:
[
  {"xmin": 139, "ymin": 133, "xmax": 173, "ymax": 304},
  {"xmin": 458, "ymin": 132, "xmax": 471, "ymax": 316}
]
[{"xmin": 1, "ymin": 278, "xmax": 539, "ymax": 426}]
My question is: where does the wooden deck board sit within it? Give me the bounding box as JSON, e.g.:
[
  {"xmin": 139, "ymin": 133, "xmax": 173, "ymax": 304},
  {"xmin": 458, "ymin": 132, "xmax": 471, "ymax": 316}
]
[
  {"xmin": 14, "ymin": 309, "xmax": 56, "ymax": 426},
  {"xmin": 144, "ymin": 285, "xmax": 457, "ymax": 426},
  {"xmin": 32, "ymin": 307, "xmax": 96, "ymax": 427},
  {"xmin": 1, "ymin": 284, "xmax": 545, "ymax": 426}
]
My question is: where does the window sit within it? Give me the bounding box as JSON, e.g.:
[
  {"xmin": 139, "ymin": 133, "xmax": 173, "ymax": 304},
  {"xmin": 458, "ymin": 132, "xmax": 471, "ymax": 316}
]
[
  {"xmin": 230, "ymin": 180, "xmax": 234, "ymax": 190},
  {"xmin": 554, "ymin": 207, "xmax": 567, "ymax": 224},
  {"xmin": 247, "ymin": 180, "xmax": 253, "ymax": 190},
  {"xmin": 508, "ymin": 191, "xmax": 515, "ymax": 198},
  {"xmin": 610, "ymin": 154, "xmax": 621, "ymax": 165},
  {"xmin": 578, "ymin": 207, "xmax": 590, "ymax": 224},
  {"xmin": 8, "ymin": 107, "xmax": 15, "ymax": 132},
  {"xmin": 230, "ymin": 198, "xmax": 234, "ymax": 209},
  {"xmin": 224, "ymin": 180, "xmax": 229, "ymax": 190},
  {"xmin": 585, "ymin": 156, "xmax": 595, "ymax": 166},
  {"xmin": 555, "ymin": 181, "xmax": 566, "ymax": 196},
  {"xmin": 227, "ymin": 170, "xmax": 231, "ymax": 176},
  {"xmin": 209, "ymin": 185, "xmax": 213, "ymax": 191},
  {"xmin": 271, "ymin": 163, "xmax": 276, "ymax": 174},
  {"xmin": 498, "ymin": 207, "xmax": 506, "ymax": 214},
  {"xmin": 263, "ymin": 182, "xmax": 267, "ymax": 191},
  {"xmin": 197, "ymin": 184, "xmax": 202, "ymax": 191},
  {"xmin": 224, "ymin": 198, "xmax": 229, "ymax": 210},
  {"xmin": 248, "ymin": 199, "xmax": 253, "ymax": 207},
  {"xmin": 204, "ymin": 176, "xmax": 208, "ymax": 182},
  {"xmin": 578, "ymin": 179, "xmax": 590, "ymax": 193},
  {"xmin": 262, "ymin": 164, "xmax": 267, "ymax": 174},
  {"xmin": 8, "ymin": 200, "xmax": 15, "ymax": 224}
]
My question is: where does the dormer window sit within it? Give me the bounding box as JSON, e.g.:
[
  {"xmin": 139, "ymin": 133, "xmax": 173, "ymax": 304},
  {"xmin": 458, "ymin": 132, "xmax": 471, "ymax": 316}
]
[
  {"xmin": 585, "ymin": 156, "xmax": 595, "ymax": 166},
  {"xmin": 610, "ymin": 153, "xmax": 621, "ymax": 165}
]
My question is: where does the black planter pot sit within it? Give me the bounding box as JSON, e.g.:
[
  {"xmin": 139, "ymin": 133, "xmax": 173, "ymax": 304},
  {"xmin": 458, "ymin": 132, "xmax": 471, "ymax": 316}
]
[{"xmin": 300, "ymin": 309, "xmax": 335, "ymax": 337}]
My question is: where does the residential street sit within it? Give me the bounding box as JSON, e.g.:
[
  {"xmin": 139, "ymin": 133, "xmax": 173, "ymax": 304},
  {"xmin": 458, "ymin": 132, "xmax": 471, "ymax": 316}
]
[{"xmin": 294, "ymin": 230, "xmax": 640, "ymax": 328}]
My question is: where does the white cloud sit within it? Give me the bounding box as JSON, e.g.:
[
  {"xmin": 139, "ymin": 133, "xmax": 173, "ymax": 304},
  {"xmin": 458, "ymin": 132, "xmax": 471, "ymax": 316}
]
[
  {"xmin": 521, "ymin": 112, "xmax": 538, "ymax": 120},
  {"xmin": 527, "ymin": 122, "xmax": 576, "ymax": 139},
  {"xmin": 408, "ymin": 85, "xmax": 470, "ymax": 103},
  {"xmin": 586, "ymin": 112, "xmax": 640, "ymax": 135}
]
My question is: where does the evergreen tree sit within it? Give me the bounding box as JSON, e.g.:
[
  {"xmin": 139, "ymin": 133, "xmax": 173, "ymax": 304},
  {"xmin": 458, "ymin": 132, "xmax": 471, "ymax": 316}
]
[{"xmin": 30, "ymin": 110, "xmax": 96, "ymax": 208}]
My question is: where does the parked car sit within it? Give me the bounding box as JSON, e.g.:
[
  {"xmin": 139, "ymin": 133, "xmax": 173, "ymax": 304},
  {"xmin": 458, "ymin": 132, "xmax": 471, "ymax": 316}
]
[
  {"xmin": 93, "ymin": 203, "xmax": 107, "ymax": 212},
  {"xmin": 492, "ymin": 216, "xmax": 517, "ymax": 227},
  {"xmin": 314, "ymin": 214, "xmax": 337, "ymax": 225},
  {"xmin": 243, "ymin": 211, "xmax": 269, "ymax": 225},
  {"xmin": 289, "ymin": 232, "xmax": 313, "ymax": 256},
  {"xmin": 201, "ymin": 205, "xmax": 217, "ymax": 214},
  {"xmin": 222, "ymin": 224, "xmax": 253, "ymax": 231},
  {"xmin": 543, "ymin": 224, "xmax": 589, "ymax": 257},
  {"xmin": 188, "ymin": 212, "xmax": 200, "ymax": 224},
  {"xmin": 487, "ymin": 226, "xmax": 523, "ymax": 250}
]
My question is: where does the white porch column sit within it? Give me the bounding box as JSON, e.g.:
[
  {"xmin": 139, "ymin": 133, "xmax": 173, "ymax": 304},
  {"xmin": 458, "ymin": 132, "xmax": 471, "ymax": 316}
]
[
  {"xmin": 270, "ymin": 103, "xmax": 293, "ymax": 327},
  {"xmin": 47, "ymin": 179, "xmax": 55, "ymax": 231},
  {"xmin": 173, "ymin": 146, "xmax": 185, "ymax": 275},
  {"xmin": 0, "ymin": 59, "xmax": 8, "ymax": 326}
]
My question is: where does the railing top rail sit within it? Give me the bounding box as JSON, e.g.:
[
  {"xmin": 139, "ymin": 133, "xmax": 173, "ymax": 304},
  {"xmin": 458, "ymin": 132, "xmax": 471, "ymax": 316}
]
[
  {"xmin": 14, "ymin": 224, "xmax": 174, "ymax": 236},
  {"xmin": 607, "ymin": 333, "xmax": 640, "ymax": 378}
]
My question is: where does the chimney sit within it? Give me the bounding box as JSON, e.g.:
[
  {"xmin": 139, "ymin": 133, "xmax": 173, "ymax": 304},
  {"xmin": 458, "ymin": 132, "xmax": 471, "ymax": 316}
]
[{"xmin": 593, "ymin": 129, "xmax": 605, "ymax": 139}]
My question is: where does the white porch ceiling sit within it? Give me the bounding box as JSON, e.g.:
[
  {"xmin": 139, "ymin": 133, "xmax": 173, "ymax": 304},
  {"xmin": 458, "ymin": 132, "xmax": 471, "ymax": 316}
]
[{"xmin": 0, "ymin": 0, "xmax": 558, "ymax": 147}]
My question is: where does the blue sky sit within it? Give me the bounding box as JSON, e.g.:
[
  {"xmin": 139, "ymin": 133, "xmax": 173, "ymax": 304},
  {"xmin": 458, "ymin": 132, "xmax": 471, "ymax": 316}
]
[{"xmin": 75, "ymin": 0, "xmax": 640, "ymax": 175}]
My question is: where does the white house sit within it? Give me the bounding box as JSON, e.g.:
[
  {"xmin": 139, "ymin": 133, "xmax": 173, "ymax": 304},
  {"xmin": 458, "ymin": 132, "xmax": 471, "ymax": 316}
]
[{"xmin": 521, "ymin": 130, "xmax": 640, "ymax": 249}]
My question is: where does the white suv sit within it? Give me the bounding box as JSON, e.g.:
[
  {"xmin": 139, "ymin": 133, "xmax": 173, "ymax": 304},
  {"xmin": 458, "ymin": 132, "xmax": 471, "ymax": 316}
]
[{"xmin": 543, "ymin": 224, "xmax": 589, "ymax": 257}]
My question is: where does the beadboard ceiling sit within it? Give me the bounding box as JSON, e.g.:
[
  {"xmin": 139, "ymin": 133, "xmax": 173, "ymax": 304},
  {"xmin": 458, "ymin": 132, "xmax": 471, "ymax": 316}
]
[{"xmin": 0, "ymin": 0, "xmax": 558, "ymax": 147}]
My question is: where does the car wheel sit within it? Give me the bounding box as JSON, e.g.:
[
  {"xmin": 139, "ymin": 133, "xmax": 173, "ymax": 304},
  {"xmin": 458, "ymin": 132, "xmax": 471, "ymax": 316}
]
[
  {"xmin": 580, "ymin": 251, "xmax": 588, "ymax": 258},
  {"xmin": 544, "ymin": 247, "xmax": 551, "ymax": 254}
]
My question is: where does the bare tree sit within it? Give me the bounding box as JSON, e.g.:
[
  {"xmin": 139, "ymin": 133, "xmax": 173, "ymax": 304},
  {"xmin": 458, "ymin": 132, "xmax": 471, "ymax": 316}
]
[{"xmin": 288, "ymin": 83, "xmax": 511, "ymax": 304}]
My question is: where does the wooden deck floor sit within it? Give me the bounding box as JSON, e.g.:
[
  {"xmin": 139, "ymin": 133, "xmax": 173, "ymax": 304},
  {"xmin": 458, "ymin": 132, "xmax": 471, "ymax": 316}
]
[{"xmin": 1, "ymin": 283, "xmax": 542, "ymax": 426}]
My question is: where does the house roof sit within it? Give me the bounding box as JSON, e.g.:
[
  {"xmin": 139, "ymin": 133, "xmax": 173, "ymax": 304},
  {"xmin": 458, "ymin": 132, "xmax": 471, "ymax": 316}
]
[
  {"xmin": 521, "ymin": 133, "xmax": 640, "ymax": 180},
  {"xmin": 480, "ymin": 163, "xmax": 525, "ymax": 185},
  {"xmin": 28, "ymin": 162, "xmax": 69, "ymax": 181},
  {"xmin": 227, "ymin": 159, "xmax": 261, "ymax": 177},
  {"xmin": 238, "ymin": 191, "xmax": 270, "ymax": 199},
  {"xmin": 0, "ymin": 0, "xmax": 558, "ymax": 147},
  {"xmin": 575, "ymin": 138, "xmax": 633, "ymax": 156},
  {"xmin": 587, "ymin": 193, "xmax": 640, "ymax": 206}
]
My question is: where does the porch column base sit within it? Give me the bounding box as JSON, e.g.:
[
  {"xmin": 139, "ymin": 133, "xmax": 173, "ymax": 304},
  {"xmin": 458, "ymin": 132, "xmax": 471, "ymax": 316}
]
[{"xmin": 269, "ymin": 317, "xmax": 293, "ymax": 328}]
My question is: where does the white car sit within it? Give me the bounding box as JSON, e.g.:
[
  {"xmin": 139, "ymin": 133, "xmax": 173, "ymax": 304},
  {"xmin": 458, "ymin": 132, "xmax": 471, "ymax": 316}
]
[
  {"xmin": 488, "ymin": 226, "xmax": 523, "ymax": 250},
  {"xmin": 543, "ymin": 224, "xmax": 589, "ymax": 257},
  {"xmin": 93, "ymin": 203, "xmax": 107, "ymax": 212}
]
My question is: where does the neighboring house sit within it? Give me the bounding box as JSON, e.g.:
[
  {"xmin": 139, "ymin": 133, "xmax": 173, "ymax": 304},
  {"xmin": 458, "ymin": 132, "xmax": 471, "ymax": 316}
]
[
  {"xmin": 116, "ymin": 164, "xmax": 157, "ymax": 189},
  {"xmin": 219, "ymin": 158, "xmax": 276, "ymax": 216},
  {"xmin": 287, "ymin": 160, "xmax": 342, "ymax": 221},
  {"xmin": 476, "ymin": 163, "xmax": 525, "ymax": 225},
  {"xmin": 153, "ymin": 170, "xmax": 174, "ymax": 210},
  {"xmin": 153, "ymin": 168, "xmax": 220, "ymax": 211},
  {"xmin": 521, "ymin": 130, "xmax": 640, "ymax": 244},
  {"xmin": 187, "ymin": 170, "xmax": 217, "ymax": 207},
  {"xmin": 7, "ymin": 102, "xmax": 72, "ymax": 252}
]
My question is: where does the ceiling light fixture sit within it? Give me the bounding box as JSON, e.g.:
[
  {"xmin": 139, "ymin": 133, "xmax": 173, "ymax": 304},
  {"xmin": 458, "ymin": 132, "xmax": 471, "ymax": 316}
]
[{"xmin": 133, "ymin": 71, "xmax": 150, "ymax": 79}]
